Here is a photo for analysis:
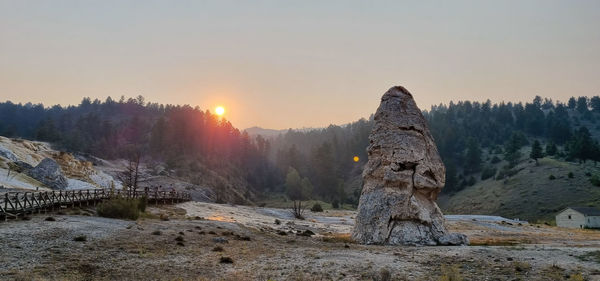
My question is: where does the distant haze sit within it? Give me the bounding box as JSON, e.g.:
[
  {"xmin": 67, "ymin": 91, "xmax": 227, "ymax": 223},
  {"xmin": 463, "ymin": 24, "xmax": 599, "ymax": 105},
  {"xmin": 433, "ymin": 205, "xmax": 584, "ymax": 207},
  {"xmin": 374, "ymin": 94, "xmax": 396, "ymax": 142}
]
[{"xmin": 1, "ymin": 1, "xmax": 599, "ymax": 129}]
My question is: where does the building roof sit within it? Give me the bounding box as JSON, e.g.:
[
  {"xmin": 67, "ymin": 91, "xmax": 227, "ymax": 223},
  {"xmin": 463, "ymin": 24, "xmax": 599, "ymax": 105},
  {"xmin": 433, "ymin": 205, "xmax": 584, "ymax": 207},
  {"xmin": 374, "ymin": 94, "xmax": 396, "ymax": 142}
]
[{"xmin": 568, "ymin": 207, "xmax": 600, "ymax": 216}]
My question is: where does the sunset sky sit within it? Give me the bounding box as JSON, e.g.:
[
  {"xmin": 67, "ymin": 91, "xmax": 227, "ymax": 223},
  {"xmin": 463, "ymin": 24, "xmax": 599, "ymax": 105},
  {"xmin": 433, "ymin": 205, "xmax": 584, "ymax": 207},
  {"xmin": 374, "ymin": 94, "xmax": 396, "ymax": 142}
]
[{"xmin": 1, "ymin": 1, "xmax": 599, "ymax": 130}]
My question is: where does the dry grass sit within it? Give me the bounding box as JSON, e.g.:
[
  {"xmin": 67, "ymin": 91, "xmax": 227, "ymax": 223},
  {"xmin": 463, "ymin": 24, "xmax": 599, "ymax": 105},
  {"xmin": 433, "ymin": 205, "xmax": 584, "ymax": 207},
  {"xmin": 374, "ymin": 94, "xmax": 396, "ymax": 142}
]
[
  {"xmin": 449, "ymin": 218, "xmax": 600, "ymax": 247},
  {"xmin": 568, "ymin": 273, "xmax": 585, "ymax": 281},
  {"xmin": 469, "ymin": 237, "xmax": 532, "ymax": 246},
  {"xmin": 576, "ymin": 250, "xmax": 600, "ymax": 263},
  {"xmin": 438, "ymin": 264, "xmax": 463, "ymax": 281},
  {"xmin": 4, "ymin": 201, "xmax": 600, "ymax": 281},
  {"xmin": 512, "ymin": 261, "xmax": 531, "ymax": 273},
  {"xmin": 322, "ymin": 233, "xmax": 354, "ymax": 244}
]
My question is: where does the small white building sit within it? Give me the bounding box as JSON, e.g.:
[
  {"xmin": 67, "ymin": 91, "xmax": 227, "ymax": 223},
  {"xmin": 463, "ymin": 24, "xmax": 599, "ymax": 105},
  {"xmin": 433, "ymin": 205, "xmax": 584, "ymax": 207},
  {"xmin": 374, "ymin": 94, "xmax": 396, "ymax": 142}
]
[{"xmin": 555, "ymin": 207, "xmax": 600, "ymax": 229}]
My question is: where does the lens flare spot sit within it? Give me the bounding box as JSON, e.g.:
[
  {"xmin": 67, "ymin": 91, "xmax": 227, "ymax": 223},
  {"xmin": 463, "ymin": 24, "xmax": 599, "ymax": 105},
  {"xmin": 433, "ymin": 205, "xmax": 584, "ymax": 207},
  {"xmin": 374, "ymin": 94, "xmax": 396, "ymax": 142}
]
[{"xmin": 353, "ymin": 156, "xmax": 359, "ymax": 162}]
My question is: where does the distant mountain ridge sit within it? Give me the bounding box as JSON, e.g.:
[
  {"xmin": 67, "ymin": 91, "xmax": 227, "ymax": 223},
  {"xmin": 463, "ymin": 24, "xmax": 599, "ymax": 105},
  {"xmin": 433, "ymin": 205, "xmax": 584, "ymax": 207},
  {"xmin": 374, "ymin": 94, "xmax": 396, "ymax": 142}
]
[
  {"xmin": 244, "ymin": 127, "xmax": 288, "ymax": 137},
  {"xmin": 244, "ymin": 126, "xmax": 322, "ymax": 137}
]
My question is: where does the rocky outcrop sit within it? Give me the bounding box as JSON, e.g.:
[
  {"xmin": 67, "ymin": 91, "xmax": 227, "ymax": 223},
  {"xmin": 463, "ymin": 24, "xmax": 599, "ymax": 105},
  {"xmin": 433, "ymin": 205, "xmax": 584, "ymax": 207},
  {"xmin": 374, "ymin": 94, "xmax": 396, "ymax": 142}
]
[
  {"xmin": 352, "ymin": 86, "xmax": 468, "ymax": 246},
  {"xmin": 26, "ymin": 158, "xmax": 68, "ymax": 190}
]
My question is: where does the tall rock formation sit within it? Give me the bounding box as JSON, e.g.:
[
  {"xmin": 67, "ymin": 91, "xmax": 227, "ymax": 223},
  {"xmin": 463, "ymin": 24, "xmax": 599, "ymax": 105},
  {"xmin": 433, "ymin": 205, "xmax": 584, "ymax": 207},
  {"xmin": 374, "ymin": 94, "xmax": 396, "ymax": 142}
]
[{"xmin": 352, "ymin": 86, "xmax": 468, "ymax": 246}]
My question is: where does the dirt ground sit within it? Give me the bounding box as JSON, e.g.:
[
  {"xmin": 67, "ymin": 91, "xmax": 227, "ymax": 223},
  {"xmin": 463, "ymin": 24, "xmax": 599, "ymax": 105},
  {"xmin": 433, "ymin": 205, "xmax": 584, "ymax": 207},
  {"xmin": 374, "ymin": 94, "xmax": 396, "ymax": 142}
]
[{"xmin": 1, "ymin": 202, "xmax": 600, "ymax": 281}]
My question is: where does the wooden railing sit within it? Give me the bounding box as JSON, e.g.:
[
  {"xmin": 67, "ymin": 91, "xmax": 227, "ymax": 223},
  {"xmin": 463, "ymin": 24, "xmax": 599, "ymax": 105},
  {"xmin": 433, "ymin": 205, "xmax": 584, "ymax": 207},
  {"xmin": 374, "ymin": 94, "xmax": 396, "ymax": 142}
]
[{"xmin": 0, "ymin": 188, "xmax": 191, "ymax": 221}]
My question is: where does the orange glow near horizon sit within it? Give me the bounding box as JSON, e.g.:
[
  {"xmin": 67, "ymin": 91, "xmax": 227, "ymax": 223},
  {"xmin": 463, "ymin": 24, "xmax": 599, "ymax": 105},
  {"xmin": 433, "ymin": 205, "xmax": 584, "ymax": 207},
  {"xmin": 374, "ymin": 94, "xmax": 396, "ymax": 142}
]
[{"xmin": 215, "ymin": 106, "xmax": 225, "ymax": 116}]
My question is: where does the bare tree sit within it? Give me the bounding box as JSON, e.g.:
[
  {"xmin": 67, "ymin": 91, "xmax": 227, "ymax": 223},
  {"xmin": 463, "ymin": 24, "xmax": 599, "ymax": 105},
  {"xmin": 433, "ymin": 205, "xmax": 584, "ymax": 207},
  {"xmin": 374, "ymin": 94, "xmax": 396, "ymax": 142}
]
[
  {"xmin": 285, "ymin": 167, "xmax": 313, "ymax": 220},
  {"xmin": 116, "ymin": 150, "xmax": 148, "ymax": 198},
  {"xmin": 290, "ymin": 200, "xmax": 305, "ymax": 220}
]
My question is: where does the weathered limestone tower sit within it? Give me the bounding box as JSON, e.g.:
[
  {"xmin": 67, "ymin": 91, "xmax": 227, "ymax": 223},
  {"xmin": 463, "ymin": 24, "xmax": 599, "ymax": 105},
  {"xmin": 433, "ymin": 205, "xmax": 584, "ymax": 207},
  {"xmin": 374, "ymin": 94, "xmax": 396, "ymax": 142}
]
[{"xmin": 352, "ymin": 86, "xmax": 468, "ymax": 246}]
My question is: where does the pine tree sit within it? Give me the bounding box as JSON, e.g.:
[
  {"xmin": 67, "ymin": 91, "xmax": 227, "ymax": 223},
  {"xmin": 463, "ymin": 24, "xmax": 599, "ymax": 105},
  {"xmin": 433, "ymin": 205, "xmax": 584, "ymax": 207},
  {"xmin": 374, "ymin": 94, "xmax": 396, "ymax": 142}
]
[
  {"xmin": 444, "ymin": 161, "xmax": 459, "ymax": 193},
  {"xmin": 311, "ymin": 142, "xmax": 338, "ymax": 200},
  {"xmin": 465, "ymin": 138, "xmax": 482, "ymax": 174},
  {"xmin": 568, "ymin": 127, "xmax": 597, "ymax": 163},
  {"xmin": 545, "ymin": 142, "xmax": 557, "ymax": 156},
  {"xmin": 568, "ymin": 97, "xmax": 577, "ymax": 109},
  {"xmin": 505, "ymin": 133, "xmax": 524, "ymax": 168},
  {"xmin": 577, "ymin": 97, "xmax": 589, "ymax": 113},
  {"xmin": 530, "ymin": 140, "xmax": 543, "ymax": 165},
  {"xmin": 590, "ymin": 96, "xmax": 600, "ymax": 113}
]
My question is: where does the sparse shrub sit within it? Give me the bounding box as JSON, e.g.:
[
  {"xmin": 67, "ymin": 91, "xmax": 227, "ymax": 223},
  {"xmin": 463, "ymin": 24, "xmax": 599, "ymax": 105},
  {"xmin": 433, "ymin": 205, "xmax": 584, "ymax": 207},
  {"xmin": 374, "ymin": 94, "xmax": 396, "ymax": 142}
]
[
  {"xmin": 513, "ymin": 261, "xmax": 531, "ymax": 272},
  {"xmin": 274, "ymin": 219, "xmax": 281, "ymax": 225},
  {"xmin": 465, "ymin": 176, "xmax": 476, "ymax": 186},
  {"xmin": 73, "ymin": 235, "xmax": 87, "ymax": 242},
  {"xmin": 235, "ymin": 235, "xmax": 251, "ymax": 241},
  {"xmin": 96, "ymin": 198, "xmax": 141, "ymax": 220},
  {"xmin": 175, "ymin": 236, "xmax": 185, "ymax": 242},
  {"xmin": 481, "ymin": 166, "xmax": 497, "ymax": 180},
  {"xmin": 496, "ymin": 168, "xmax": 519, "ymax": 180},
  {"xmin": 310, "ymin": 203, "xmax": 323, "ymax": 212},
  {"xmin": 568, "ymin": 172, "xmax": 574, "ymax": 179},
  {"xmin": 491, "ymin": 145, "xmax": 503, "ymax": 154},
  {"xmin": 44, "ymin": 216, "xmax": 56, "ymax": 221},
  {"xmin": 159, "ymin": 214, "xmax": 169, "ymax": 221},
  {"xmin": 151, "ymin": 230, "xmax": 161, "ymax": 235},
  {"xmin": 290, "ymin": 201, "xmax": 306, "ymax": 220},
  {"xmin": 577, "ymin": 250, "xmax": 600, "ymax": 263},
  {"xmin": 375, "ymin": 268, "xmax": 391, "ymax": 281},
  {"xmin": 549, "ymin": 174, "xmax": 556, "ymax": 180},
  {"xmin": 331, "ymin": 199, "xmax": 340, "ymax": 209},
  {"xmin": 591, "ymin": 175, "xmax": 600, "ymax": 186},
  {"xmin": 568, "ymin": 273, "xmax": 584, "ymax": 281},
  {"xmin": 491, "ymin": 155, "xmax": 501, "ymax": 164},
  {"xmin": 212, "ymin": 246, "xmax": 224, "ymax": 252},
  {"xmin": 138, "ymin": 196, "xmax": 147, "ymax": 212},
  {"xmin": 219, "ymin": 257, "xmax": 233, "ymax": 264},
  {"xmin": 438, "ymin": 264, "xmax": 462, "ymax": 281},
  {"xmin": 585, "ymin": 172, "xmax": 592, "ymax": 177}
]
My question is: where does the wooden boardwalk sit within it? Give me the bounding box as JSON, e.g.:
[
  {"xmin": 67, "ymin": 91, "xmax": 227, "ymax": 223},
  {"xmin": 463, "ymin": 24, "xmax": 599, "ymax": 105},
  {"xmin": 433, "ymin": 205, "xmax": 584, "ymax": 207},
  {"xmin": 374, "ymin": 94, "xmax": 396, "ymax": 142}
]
[{"xmin": 0, "ymin": 188, "xmax": 191, "ymax": 221}]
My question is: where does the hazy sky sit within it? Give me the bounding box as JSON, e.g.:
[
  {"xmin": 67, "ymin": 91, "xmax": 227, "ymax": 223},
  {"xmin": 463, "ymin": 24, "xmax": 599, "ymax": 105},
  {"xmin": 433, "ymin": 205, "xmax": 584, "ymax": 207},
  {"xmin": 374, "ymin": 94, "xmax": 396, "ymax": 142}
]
[{"xmin": 1, "ymin": 1, "xmax": 599, "ymax": 129}]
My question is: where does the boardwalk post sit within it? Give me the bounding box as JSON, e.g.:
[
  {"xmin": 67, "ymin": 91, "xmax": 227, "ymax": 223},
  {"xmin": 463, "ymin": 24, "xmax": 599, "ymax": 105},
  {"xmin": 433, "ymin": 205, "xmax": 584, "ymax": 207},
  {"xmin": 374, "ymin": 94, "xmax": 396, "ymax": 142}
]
[{"xmin": 1, "ymin": 193, "xmax": 6, "ymax": 221}]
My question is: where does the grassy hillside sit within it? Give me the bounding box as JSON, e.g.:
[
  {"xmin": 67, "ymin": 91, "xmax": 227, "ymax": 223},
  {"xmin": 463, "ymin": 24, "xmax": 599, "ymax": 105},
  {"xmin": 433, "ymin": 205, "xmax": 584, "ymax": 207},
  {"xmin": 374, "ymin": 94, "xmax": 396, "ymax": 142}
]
[{"xmin": 439, "ymin": 156, "xmax": 600, "ymax": 223}]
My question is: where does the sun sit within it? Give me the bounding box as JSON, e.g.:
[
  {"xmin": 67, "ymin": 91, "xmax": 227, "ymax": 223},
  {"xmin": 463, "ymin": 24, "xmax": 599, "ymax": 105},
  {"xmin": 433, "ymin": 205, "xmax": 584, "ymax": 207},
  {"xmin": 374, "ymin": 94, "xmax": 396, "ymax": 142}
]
[
  {"xmin": 353, "ymin": 156, "xmax": 360, "ymax": 162},
  {"xmin": 215, "ymin": 106, "xmax": 225, "ymax": 116}
]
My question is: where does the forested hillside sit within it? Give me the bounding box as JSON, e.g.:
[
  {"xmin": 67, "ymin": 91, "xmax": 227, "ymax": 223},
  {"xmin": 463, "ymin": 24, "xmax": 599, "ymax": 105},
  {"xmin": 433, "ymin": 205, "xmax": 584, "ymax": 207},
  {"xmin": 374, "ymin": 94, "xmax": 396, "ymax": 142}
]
[
  {"xmin": 266, "ymin": 95, "xmax": 600, "ymax": 217},
  {"xmin": 2, "ymin": 94, "xmax": 600, "ymax": 218},
  {"xmin": 0, "ymin": 96, "xmax": 280, "ymax": 203}
]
